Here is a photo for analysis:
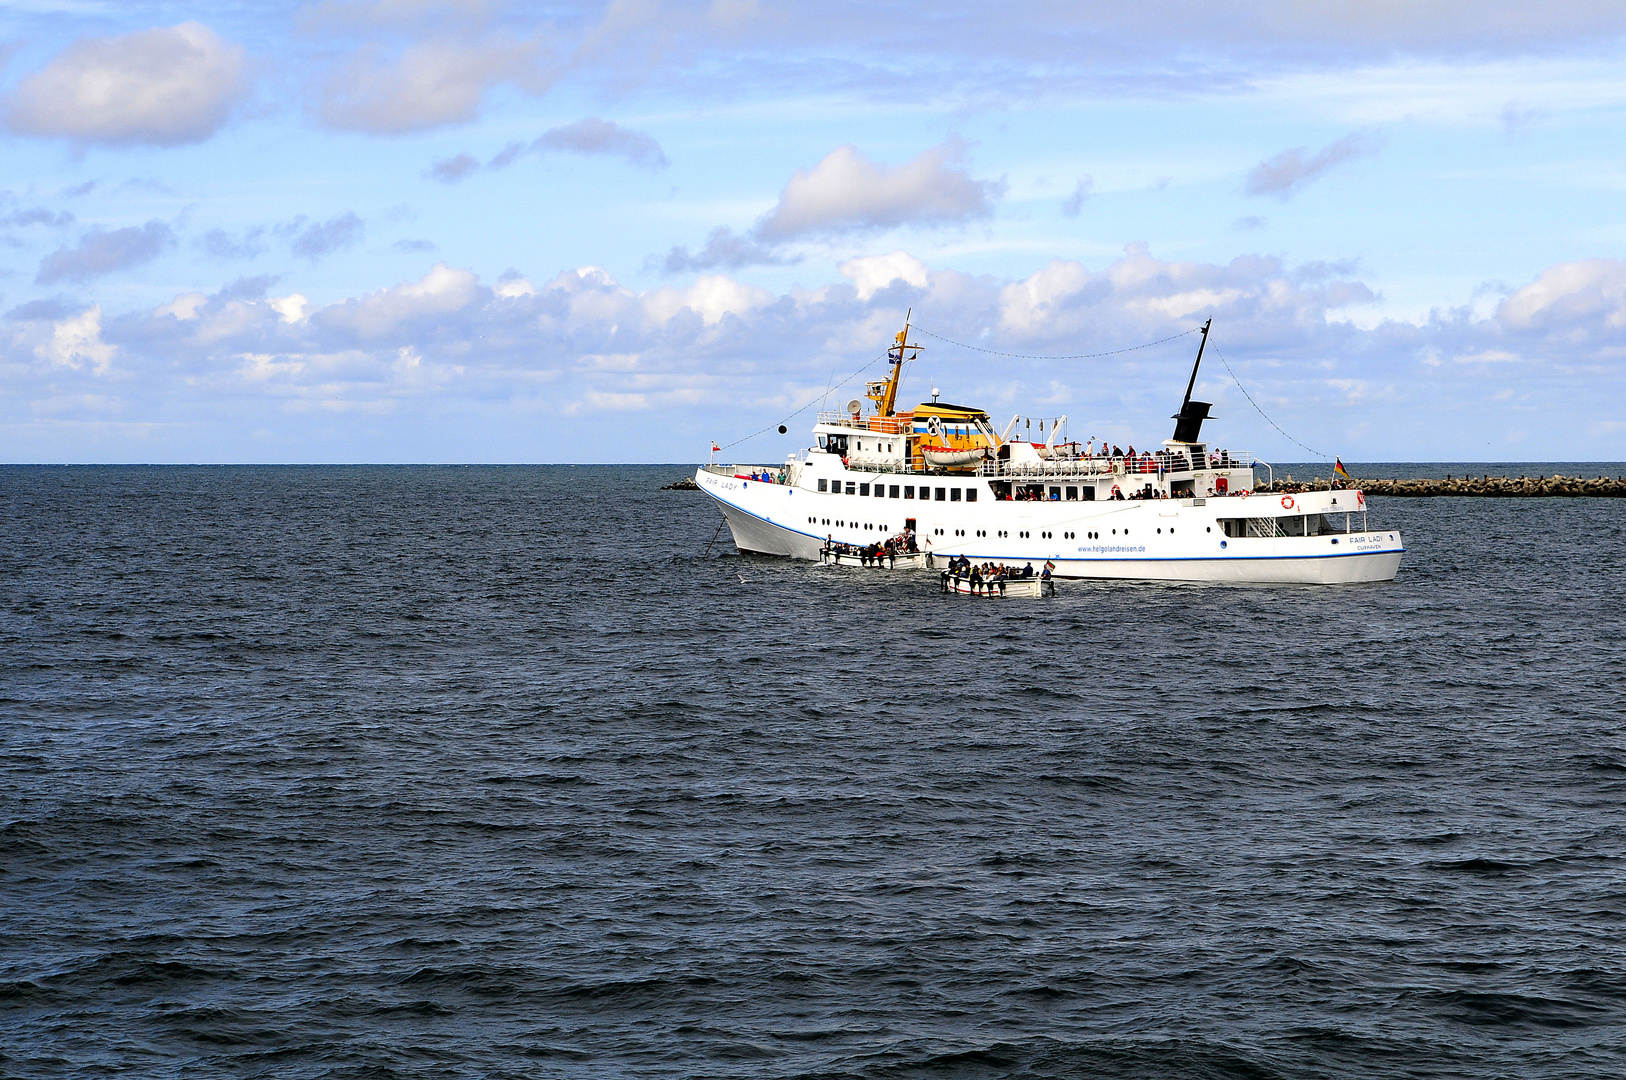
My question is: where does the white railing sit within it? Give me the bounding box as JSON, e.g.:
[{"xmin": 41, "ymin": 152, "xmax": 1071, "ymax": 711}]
[
  {"xmin": 815, "ymin": 411, "xmax": 913, "ymax": 434},
  {"xmin": 976, "ymin": 451, "xmax": 1255, "ymax": 479}
]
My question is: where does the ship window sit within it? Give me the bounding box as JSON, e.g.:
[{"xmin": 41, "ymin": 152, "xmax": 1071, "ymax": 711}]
[
  {"xmin": 817, "ymin": 479, "xmax": 827, "ymax": 492},
  {"xmin": 845, "ymin": 482, "xmax": 856, "ymax": 494},
  {"xmin": 903, "ymin": 486, "xmax": 915, "ymax": 499},
  {"xmin": 935, "ymin": 487, "xmax": 946, "ymax": 501},
  {"xmin": 859, "ymin": 483, "xmax": 870, "ymax": 496},
  {"xmin": 874, "ymin": 485, "xmax": 884, "ymax": 498},
  {"xmin": 966, "ymin": 488, "xmax": 977, "ymax": 502},
  {"xmin": 950, "ymin": 488, "xmax": 961, "ymax": 502},
  {"xmin": 1066, "ymin": 486, "xmax": 1078, "ymax": 501},
  {"xmin": 889, "ymin": 485, "xmax": 900, "ymax": 498},
  {"xmin": 1049, "ymin": 487, "xmax": 1060, "ymax": 500}
]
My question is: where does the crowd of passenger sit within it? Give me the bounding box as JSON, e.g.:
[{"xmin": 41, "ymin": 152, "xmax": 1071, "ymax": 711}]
[
  {"xmin": 822, "ymin": 530, "xmax": 919, "ymax": 566},
  {"xmin": 941, "ymin": 556, "xmax": 1051, "ymax": 596},
  {"xmin": 1043, "ymin": 442, "xmax": 1241, "ymax": 475},
  {"xmin": 741, "ymin": 468, "xmax": 789, "ymax": 484}
]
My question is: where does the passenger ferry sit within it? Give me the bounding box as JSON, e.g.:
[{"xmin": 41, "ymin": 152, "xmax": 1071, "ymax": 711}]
[{"xmin": 697, "ymin": 318, "xmax": 1403, "ymax": 584}]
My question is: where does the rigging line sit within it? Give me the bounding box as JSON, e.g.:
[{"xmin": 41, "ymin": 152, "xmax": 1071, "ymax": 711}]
[
  {"xmin": 911, "ymin": 324, "xmax": 1201, "ymax": 360},
  {"xmin": 718, "ymin": 352, "xmax": 892, "ymax": 452},
  {"xmin": 1212, "ymin": 347, "xmax": 1329, "ymax": 461}
]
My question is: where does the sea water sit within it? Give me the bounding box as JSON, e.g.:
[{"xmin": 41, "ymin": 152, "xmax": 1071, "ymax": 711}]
[{"xmin": 3, "ymin": 464, "xmax": 1624, "ymax": 1078}]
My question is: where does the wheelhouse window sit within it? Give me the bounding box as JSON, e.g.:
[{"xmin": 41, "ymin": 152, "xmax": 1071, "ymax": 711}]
[
  {"xmin": 903, "ymin": 486, "xmax": 915, "ymax": 499},
  {"xmin": 817, "ymin": 479, "xmax": 827, "ymax": 492},
  {"xmin": 935, "ymin": 487, "xmax": 947, "ymax": 501},
  {"xmin": 950, "ymin": 488, "xmax": 961, "ymax": 502},
  {"xmin": 845, "ymin": 482, "xmax": 856, "ymax": 494},
  {"xmin": 889, "ymin": 485, "xmax": 900, "ymax": 498},
  {"xmin": 859, "ymin": 483, "xmax": 870, "ymax": 496}
]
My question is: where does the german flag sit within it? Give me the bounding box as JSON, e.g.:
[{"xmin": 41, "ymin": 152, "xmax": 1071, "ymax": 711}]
[{"xmin": 1334, "ymin": 458, "xmax": 1351, "ymax": 481}]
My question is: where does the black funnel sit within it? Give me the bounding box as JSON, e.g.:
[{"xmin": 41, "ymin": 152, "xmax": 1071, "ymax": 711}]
[{"xmin": 1172, "ymin": 401, "xmax": 1211, "ymax": 444}]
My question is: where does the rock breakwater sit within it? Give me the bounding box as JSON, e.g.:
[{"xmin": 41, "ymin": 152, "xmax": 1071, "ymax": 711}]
[{"xmin": 1260, "ymin": 474, "xmax": 1626, "ymax": 498}]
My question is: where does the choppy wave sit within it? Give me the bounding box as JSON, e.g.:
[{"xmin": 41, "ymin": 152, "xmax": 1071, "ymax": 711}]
[{"xmin": 3, "ymin": 464, "xmax": 1625, "ymax": 1078}]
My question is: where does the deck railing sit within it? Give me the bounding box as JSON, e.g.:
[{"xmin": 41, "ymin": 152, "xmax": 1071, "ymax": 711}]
[
  {"xmin": 976, "ymin": 451, "xmax": 1255, "ymax": 479},
  {"xmin": 815, "ymin": 411, "xmax": 913, "ymax": 434}
]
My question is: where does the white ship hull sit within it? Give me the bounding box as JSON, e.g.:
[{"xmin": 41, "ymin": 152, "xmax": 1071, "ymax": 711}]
[{"xmin": 698, "ymin": 467, "xmax": 1402, "ymax": 585}]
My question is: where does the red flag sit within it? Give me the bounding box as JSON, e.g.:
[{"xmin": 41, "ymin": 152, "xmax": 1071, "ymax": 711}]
[{"xmin": 711, "ymin": 443, "xmax": 721, "ymax": 452}]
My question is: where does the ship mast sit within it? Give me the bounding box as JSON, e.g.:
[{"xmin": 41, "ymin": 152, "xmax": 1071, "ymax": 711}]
[
  {"xmin": 1171, "ymin": 318, "xmax": 1214, "ymax": 444},
  {"xmin": 869, "ymin": 309, "xmax": 923, "ymax": 418}
]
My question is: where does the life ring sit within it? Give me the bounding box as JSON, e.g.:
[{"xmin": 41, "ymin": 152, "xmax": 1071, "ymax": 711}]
[
  {"xmin": 1111, "ymin": 484, "xmax": 1122, "ymax": 498},
  {"xmin": 1280, "ymin": 494, "xmax": 1295, "ymax": 510},
  {"xmin": 1356, "ymin": 490, "xmax": 1366, "ymax": 507},
  {"xmin": 1240, "ymin": 490, "xmax": 1250, "ymax": 499}
]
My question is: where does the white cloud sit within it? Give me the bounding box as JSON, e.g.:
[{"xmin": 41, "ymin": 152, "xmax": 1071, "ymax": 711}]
[
  {"xmin": 270, "ymin": 294, "xmax": 312, "ymax": 323},
  {"xmin": 838, "ymin": 251, "xmax": 930, "ymax": 301},
  {"xmin": 319, "ymin": 39, "xmax": 548, "ymax": 133},
  {"xmin": 318, "ymin": 262, "xmax": 480, "ymax": 337},
  {"xmin": 37, "ymin": 221, "xmax": 175, "ymax": 285},
  {"xmin": 13, "ymin": 247, "xmax": 1626, "ymax": 461},
  {"xmin": 1499, "ymin": 258, "xmax": 1626, "ymax": 332},
  {"xmin": 534, "ymin": 117, "xmax": 667, "ymax": 167},
  {"xmin": 41, "ymin": 305, "xmax": 115, "ymax": 374},
  {"xmin": 2, "ymin": 22, "xmax": 248, "ymax": 147},
  {"xmin": 1246, "ymin": 132, "xmax": 1382, "ymax": 199},
  {"xmin": 658, "ymin": 226, "xmax": 796, "ymax": 274},
  {"xmin": 756, "ymin": 140, "xmax": 1003, "ymax": 239},
  {"xmin": 1061, "ymin": 176, "xmax": 1093, "ymax": 217},
  {"xmin": 157, "ymin": 293, "xmax": 208, "ymax": 320},
  {"xmin": 494, "ymin": 275, "xmax": 538, "ymax": 298},
  {"xmin": 643, "ymin": 274, "xmax": 774, "ymax": 326}
]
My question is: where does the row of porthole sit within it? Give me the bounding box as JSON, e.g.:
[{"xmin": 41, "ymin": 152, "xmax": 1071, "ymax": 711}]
[{"xmin": 809, "ymin": 517, "xmax": 892, "ymax": 531}]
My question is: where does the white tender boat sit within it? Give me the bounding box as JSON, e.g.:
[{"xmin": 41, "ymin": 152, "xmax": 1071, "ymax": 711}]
[
  {"xmin": 942, "ymin": 572, "xmax": 1054, "ymax": 597},
  {"xmin": 698, "ymin": 317, "xmax": 1403, "ymax": 584},
  {"xmin": 820, "ymin": 546, "xmax": 928, "ymax": 569}
]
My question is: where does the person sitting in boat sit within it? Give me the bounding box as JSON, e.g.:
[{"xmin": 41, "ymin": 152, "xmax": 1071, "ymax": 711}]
[
  {"xmin": 1021, "ymin": 563, "xmax": 1034, "ymax": 578},
  {"xmin": 1041, "ymin": 561, "xmax": 1054, "ymax": 580},
  {"xmin": 970, "ymin": 563, "xmax": 983, "ymax": 593}
]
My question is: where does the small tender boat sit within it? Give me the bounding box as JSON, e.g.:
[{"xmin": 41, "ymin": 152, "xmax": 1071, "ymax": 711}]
[
  {"xmin": 821, "ymin": 546, "xmax": 928, "ymax": 569},
  {"xmin": 942, "ymin": 571, "xmax": 1054, "ymax": 597}
]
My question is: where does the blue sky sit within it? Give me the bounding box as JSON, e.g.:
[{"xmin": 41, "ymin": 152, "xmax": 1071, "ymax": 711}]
[{"xmin": 4, "ymin": 2, "xmax": 1626, "ymax": 463}]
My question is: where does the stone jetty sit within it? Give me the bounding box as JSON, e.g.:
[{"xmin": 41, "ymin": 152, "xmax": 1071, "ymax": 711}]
[
  {"xmin": 661, "ymin": 476, "xmax": 700, "ymax": 490},
  {"xmin": 1259, "ymin": 474, "xmax": 1626, "ymax": 498}
]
